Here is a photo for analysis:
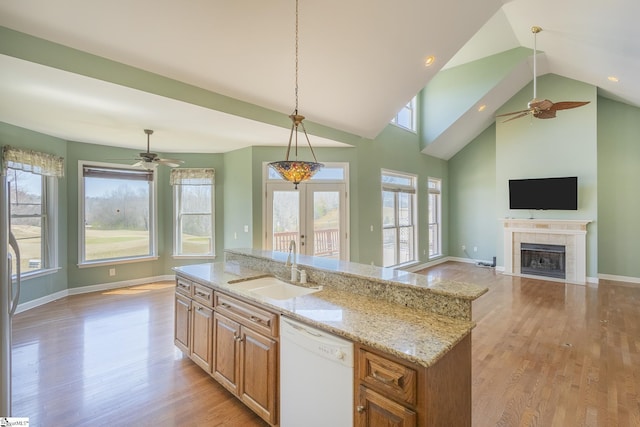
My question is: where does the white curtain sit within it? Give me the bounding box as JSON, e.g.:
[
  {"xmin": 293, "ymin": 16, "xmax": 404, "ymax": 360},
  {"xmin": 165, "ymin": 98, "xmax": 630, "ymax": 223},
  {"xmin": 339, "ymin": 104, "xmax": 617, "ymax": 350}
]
[
  {"xmin": 2, "ymin": 145, "xmax": 65, "ymax": 177},
  {"xmin": 170, "ymin": 168, "xmax": 215, "ymax": 185}
]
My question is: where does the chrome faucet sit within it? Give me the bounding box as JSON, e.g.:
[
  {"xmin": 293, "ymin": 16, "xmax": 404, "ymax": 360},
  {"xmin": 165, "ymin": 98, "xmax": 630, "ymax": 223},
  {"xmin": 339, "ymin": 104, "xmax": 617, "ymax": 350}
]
[
  {"xmin": 286, "ymin": 240, "xmax": 300, "ymax": 281},
  {"xmin": 286, "ymin": 239, "xmax": 297, "ymax": 267}
]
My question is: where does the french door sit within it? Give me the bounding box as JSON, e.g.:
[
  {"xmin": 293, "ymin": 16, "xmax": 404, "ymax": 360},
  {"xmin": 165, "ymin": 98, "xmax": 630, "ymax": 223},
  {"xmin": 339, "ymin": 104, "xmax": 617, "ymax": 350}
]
[{"xmin": 265, "ymin": 182, "xmax": 347, "ymax": 260}]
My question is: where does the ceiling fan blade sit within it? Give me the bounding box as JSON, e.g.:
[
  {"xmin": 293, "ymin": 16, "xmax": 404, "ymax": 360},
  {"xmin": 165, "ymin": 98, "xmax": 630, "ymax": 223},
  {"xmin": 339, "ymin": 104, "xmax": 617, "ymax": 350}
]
[
  {"xmin": 496, "ymin": 108, "xmax": 532, "ymax": 118},
  {"xmin": 156, "ymin": 158, "xmax": 184, "ymax": 168},
  {"xmin": 132, "ymin": 160, "xmax": 143, "ymax": 167},
  {"xmin": 501, "ymin": 111, "xmax": 532, "ymax": 123},
  {"xmin": 550, "ymin": 101, "xmax": 590, "ymax": 111}
]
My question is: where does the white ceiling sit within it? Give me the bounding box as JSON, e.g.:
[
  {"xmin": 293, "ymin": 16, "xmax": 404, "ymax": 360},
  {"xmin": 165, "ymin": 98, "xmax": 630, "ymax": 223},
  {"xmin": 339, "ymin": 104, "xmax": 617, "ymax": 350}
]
[{"xmin": 0, "ymin": 0, "xmax": 638, "ymax": 157}]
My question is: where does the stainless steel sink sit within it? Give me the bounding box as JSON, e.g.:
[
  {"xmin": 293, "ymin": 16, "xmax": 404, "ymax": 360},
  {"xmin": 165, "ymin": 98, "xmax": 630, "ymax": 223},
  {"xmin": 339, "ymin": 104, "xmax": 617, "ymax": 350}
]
[{"xmin": 229, "ymin": 276, "xmax": 320, "ymax": 300}]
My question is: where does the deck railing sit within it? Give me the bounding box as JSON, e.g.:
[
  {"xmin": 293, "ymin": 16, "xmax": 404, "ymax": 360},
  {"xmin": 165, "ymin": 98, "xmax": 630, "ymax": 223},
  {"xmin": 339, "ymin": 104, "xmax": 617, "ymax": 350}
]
[{"xmin": 273, "ymin": 228, "xmax": 339, "ymax": 257}]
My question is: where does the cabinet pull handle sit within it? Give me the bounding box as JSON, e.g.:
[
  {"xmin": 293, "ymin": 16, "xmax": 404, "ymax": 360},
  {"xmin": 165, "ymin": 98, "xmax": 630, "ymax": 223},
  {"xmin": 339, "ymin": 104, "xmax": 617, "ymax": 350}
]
[
  {"xmin": 220, "ymin": 302, "xmax": 231, "ymax": 308},
  {"xmin": 356, "ymin": 405, "xmax": 366, "ymax": 413},
  {"xmin": 249, "ymin": 315, "xmax": 262, "ymax": 323},
  {"xmin": 372, "ymin": 371, "xmax": 395, "ymax": 384},
  {"xmin": 196, "ymin": 291, "xmax": 209, "ymax": 298}
]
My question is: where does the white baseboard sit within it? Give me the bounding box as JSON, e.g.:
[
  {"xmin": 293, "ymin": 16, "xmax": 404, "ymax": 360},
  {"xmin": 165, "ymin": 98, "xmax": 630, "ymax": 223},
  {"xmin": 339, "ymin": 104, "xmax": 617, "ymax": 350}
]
[
  {"xmin": 598, "ymin": 273, "xmax": 640, "ymax": 285},
  {"xmin": 15, "ymin": 274, "xmax": 175, "ymax": 314}
]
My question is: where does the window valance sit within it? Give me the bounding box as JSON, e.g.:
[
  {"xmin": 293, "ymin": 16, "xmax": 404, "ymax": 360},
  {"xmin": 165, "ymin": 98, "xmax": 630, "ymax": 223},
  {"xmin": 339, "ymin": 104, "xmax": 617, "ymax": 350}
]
[
  {"xmin": 170, "ymin": 168, "xmax": 215, "ymax": 185},
  {"xmin": 2, "ymin": 145, "xmax": 65, "ymax": 178}
]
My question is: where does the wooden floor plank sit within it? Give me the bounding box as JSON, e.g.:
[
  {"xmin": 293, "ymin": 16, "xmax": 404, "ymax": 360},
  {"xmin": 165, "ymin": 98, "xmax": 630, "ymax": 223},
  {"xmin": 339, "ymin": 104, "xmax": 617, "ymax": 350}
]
[{"xmin": 10, "ymin": 262, "xmax": 640, "ymax": 426}]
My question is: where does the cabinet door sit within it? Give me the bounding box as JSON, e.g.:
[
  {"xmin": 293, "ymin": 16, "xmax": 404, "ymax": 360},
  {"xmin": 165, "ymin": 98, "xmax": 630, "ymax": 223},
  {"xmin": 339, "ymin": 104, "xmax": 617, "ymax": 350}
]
[
  {"xmin": 239, "ymin": 327, "xmax": 277, "ymax": 425},
  {"xmin": 190, "ymin": 301, "xmax": 213, "ymax": 372},
  {"xmin": 356, "ymin": 385, "xmax": 416, "ymax": 427},
  {"xmin": 213, "ymin": 312, "xmax": 241, "ymax": 394},
  {"xmin": 174, "ymin": 293, "xmax": 191, "ymax": 354}
]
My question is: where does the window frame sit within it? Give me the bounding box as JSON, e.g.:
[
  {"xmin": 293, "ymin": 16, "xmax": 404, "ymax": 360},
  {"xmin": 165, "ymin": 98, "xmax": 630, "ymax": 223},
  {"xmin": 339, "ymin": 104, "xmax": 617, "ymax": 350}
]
[
  {"xmin": 7, "ymin": 168, "xmax": 59, "ymax": 279},
  {"xmin": 381, "ymin": 169, "xmax": 418, "ymax": 268},
  {"xmin": 78, "ymin": 160, "xmax": 158, "ymax": 267},
  {"xmin": 428, "ymin": 177, "xmax": 442, "ymax": 259},
  {"xmin": 172, "ymin": 171, "xmax": 215, "ymax": 259},
  {"xmin": 390, "ymin": 96, "xmax": 417, "ymax": 132}
]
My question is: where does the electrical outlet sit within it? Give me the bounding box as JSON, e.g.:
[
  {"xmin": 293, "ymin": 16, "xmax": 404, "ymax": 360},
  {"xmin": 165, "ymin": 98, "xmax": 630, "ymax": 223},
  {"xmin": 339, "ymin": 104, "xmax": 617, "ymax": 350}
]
[
  {"xmin": 244, "ymin": 225, "xmax": 249, "ymax": 232},
  {"xmin": 462, "ymin": 245, "xmax": 466, "ymax": 251},
  {"xmin": 234, "ymin": 232, "xmax": 238, "ymax": 240},
  {"xmin": 109, "ymin": 268, "xmax": 116, "ymax": 277}
]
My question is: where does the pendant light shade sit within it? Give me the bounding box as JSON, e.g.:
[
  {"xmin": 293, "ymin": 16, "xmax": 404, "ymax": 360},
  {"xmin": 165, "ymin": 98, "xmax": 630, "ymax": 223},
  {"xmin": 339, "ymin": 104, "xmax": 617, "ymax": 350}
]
[{"xmin": 268, "ymin": 0, "xmax": 323, "ymax": 189}]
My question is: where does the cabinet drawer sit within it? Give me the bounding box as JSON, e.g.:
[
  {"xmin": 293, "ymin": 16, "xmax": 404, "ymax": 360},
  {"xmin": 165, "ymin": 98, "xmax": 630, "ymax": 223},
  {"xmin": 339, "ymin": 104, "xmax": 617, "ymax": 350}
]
[
  {"xmin": 214, "ymin": 292, "xmax": 278, "ymax": 337},
  {"xmin": 358, "ymin": 348, "xmax": 417, "ymax": 406},
  {"xmin": 193, "ymin": 282, "xmax": 214, "ymax": 307},
  {"xmin": 176, "ymin": 276, "xmax": 193, "ymax": 296}
]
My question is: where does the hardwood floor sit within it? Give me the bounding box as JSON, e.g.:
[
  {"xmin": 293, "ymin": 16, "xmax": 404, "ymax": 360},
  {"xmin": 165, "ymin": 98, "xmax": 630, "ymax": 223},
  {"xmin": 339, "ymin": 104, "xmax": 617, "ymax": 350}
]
[
  {"xmin": 10, "ymin": 263, "xmax": 640, "ymax": 426},
  {"xmin": 11, "ymin": 283, "xmax": 268, "ymax": 427},
  {"xmin": 416, "ymin": 262, "xmax": 640, "ymax": 427}
]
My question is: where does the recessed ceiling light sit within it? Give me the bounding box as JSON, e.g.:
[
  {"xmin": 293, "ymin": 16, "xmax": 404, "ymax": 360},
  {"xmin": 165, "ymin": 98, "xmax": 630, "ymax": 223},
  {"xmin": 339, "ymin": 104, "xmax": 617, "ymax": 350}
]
[
  {"xmin": 478, "ymin": 104, "xmax": 487, "ymax": 112},
  {"xmin": 424, "ymin": 56, "xmax": 436, "ymax": 67},
  {"xmin": 608, "ymin": 76, "xmax": 619, "ymax": 83}
]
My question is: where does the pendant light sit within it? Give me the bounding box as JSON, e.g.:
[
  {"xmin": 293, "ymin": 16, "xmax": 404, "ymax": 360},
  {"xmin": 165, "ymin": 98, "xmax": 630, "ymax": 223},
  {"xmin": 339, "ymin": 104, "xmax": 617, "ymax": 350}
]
[{"xmin": 268, "ymin": 0, "xmax": 323, "ymax": 189}]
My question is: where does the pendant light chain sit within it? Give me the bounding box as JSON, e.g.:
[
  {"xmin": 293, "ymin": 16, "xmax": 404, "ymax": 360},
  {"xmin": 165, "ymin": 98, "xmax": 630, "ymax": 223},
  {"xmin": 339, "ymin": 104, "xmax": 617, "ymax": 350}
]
[{"xmin": 294, "ymin": 0, "xmax": 299, "ymax": 114}]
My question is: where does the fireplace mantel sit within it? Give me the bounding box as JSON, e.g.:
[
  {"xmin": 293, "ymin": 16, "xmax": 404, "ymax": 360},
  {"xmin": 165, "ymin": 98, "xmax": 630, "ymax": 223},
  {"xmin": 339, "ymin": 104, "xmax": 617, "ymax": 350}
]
[{"xmin": 500, "ymin": 219, "xmax": 591, "ymax": 284}]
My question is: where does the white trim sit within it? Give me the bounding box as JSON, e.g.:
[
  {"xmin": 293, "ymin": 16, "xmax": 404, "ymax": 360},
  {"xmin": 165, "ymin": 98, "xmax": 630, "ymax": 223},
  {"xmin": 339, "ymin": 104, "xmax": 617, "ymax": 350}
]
[
  {"xmin": 598, "ymin": 273, "xmax": 640, "ymax": 285},
  {"xmin": 14, "ymin": 274, "xmax": 175, "ymax": 314}
]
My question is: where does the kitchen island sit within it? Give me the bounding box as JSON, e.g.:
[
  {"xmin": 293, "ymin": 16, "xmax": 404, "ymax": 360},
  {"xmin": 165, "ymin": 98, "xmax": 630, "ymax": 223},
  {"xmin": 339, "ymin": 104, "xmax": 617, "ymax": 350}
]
[{"xmin": 173, "ymin": 249, "xmax": 487, "ymax": 426}]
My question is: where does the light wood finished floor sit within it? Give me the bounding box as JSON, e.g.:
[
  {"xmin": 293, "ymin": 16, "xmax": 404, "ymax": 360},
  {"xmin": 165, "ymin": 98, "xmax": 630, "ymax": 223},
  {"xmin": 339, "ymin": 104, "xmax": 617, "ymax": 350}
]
[{"xmin": 10, "ymin": 263, "xmax": 640, "ymax": 426}]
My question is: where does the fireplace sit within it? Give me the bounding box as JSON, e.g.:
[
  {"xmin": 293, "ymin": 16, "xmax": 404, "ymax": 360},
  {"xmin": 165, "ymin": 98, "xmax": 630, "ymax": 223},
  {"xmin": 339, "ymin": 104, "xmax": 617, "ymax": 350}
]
[
  {"xmin": 520, "ymin": 243, "xmax": 566, "ymax": 279},
  {"xmin": 500, "ymin": 219, "xmax": 591, "ymax": 284}
]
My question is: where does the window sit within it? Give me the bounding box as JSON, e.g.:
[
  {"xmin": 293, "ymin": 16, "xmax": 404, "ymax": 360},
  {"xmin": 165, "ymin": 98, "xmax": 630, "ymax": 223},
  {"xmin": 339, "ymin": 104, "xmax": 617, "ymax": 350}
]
[
  {"xmin": 171, "ymin": 168, "xmax": 215, "ymax": 257},
  {"xmin": 79, "ymin": 162, "xmax": 156, "ymax": 265},
  {"xmin": 3, "ymin": 145, "xmax": 63, "ymax": 278},
  {"xmin": 7, "ymin": 169, "xmax": 57, "ymax": 275},
  {"xmin": 428, "ymin": 178, "xmax": 442, "ymax": 258},
  {"xmin": 381, "ymin": 170, "xmax": 417, "ymax": 267},
  {"xmin": 390, "ymin": 96, "xmax": 417, "ymax": 132}
]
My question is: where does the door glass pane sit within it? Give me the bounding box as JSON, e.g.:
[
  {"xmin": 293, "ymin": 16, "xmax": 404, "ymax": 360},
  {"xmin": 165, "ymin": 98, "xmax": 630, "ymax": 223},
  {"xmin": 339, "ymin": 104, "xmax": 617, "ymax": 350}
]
[
  {"xmin": 383, "ymin": 228, "xmax": 397, "ymax": 267},
  {"xmin": 382, "ymin": 191, "xmax": 395, "ymax": 227},
  {"xmin": 312, "ymin": 191, "xmax": 339, "ymax": 259},
  {"xmin": 272, "ymin": 190, "xmax": 299, "ymax": 252}
]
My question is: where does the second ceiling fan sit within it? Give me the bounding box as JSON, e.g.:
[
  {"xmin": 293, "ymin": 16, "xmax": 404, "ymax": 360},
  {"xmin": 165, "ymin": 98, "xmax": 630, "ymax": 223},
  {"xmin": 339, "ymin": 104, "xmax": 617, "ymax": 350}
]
[{"xmin": 497, "ymin": 26, "xmax": 590, "ymax": 123}]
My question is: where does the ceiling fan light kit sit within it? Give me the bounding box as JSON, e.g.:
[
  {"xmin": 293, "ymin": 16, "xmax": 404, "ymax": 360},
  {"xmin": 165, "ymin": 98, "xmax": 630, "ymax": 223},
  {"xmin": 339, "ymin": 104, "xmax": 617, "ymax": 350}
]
[
  {"xmin": 496, "ymin": 26, "xmax": 590, "ymax": 123},
  {"xmin": 268, "ymin": 0, "xmax": 323, "ymax": 189},
  {"xmin": 133, "ymin": 129, "xmax": 184, "ymax": 169}
]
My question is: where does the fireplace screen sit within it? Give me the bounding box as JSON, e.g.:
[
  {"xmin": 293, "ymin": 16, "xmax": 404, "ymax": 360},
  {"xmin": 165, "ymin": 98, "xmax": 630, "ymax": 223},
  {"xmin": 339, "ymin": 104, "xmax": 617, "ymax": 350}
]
[{"xmin": 520, "ymin": 243, "xmax": 566, "ymax": 279}]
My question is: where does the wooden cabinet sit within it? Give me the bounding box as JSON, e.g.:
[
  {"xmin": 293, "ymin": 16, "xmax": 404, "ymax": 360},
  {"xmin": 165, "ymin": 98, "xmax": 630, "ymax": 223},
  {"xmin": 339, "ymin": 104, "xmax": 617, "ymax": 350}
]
[
  {"xmin": 213, "ymin": 293, "xmax": 278, "ymax": 425},
  {"xmin": 355, "ymin": 336, "xmax": 471, "ymax": 427},
  {"xmin": 357, "ymin": 385, "xmax": 417, "ymax": 427},
  {"xmin": 174, "ymin": 277, "xmax": 213, "ymax": 373},
  {"xmin": 190, "ymin": 300, "xmax": 213, "ymax": 372},
  {"xmin": 174, "ymin": 292, "xmax": 191, "ymax": 354},
  {"xmin": 174, "ymin": 274, "xmax": 279, "ymax": 426}
]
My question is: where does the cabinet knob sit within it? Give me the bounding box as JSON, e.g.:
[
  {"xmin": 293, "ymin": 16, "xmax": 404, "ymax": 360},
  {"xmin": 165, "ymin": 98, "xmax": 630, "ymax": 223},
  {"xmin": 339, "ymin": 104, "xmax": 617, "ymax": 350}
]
[{"xmin": 356, "ymin": 405, "xmax": 366, "ymax": 413}]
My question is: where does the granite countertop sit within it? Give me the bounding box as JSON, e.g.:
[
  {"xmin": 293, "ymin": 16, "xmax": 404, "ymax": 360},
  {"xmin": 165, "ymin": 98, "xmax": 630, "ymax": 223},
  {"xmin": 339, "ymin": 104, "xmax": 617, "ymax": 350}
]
[
  {"xmin": 174, "ymin": 261, "xmax": 478, "ymax": 368},
  {"xmin": 226, "ymin": 248, "xmax": 488, "ymax": 300}
]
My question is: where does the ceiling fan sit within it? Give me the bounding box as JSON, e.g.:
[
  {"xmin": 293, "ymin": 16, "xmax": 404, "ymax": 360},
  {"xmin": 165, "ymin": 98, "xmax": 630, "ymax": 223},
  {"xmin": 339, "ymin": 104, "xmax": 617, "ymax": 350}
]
[
  {"xmin": 133, "ymin": 129, "xmax": 184, "ymax": 168},
  {"xmin": 496, "ymin": 26, "xmax": 590, "ymax": 123}
]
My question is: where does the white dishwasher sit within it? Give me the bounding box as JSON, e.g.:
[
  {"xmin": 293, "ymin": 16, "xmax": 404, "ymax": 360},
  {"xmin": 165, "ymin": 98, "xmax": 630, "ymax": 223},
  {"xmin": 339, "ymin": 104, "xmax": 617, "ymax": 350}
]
[{"xmin": 280, "ymin": 316, "xmax": 354, "ymax": 427}]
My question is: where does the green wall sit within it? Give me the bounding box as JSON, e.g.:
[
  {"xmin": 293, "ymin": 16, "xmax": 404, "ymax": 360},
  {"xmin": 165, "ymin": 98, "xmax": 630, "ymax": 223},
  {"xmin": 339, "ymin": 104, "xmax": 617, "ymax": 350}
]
[
  {"xmin": 448, "ymin": 124, "xmax": 496, "ymax": 262},
  {"xmin": 597, "ymin": 97, "xmax": 640, "ymax": 278}
]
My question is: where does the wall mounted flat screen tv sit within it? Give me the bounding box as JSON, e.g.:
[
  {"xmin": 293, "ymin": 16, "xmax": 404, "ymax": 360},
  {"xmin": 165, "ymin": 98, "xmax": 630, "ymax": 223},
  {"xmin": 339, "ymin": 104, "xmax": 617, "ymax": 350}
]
[{"xmin": 509, "ymin": 176, "xmax": 578, "ymax": 210}]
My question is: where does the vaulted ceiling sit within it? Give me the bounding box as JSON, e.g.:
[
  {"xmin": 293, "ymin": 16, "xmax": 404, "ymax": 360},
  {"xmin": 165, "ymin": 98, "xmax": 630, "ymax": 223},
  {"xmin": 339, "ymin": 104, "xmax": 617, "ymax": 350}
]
[{"xmin": 0, "ymin": 0, "xmax": 638, "ymax": 158}]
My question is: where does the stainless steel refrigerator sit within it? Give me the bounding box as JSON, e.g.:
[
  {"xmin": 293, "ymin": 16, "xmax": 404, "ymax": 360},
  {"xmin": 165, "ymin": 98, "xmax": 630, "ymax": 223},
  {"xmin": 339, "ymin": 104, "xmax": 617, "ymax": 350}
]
[{"xmin": 1, "ymin": 174, "xmax": 21, "ymax": 416}]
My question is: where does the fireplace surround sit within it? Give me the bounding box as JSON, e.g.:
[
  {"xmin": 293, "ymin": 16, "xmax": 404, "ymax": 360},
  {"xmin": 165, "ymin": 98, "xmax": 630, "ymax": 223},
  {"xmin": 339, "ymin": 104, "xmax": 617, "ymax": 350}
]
[{"xmin": 501, "ymin": 219, "xmax": 590, "ymax": 284}]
